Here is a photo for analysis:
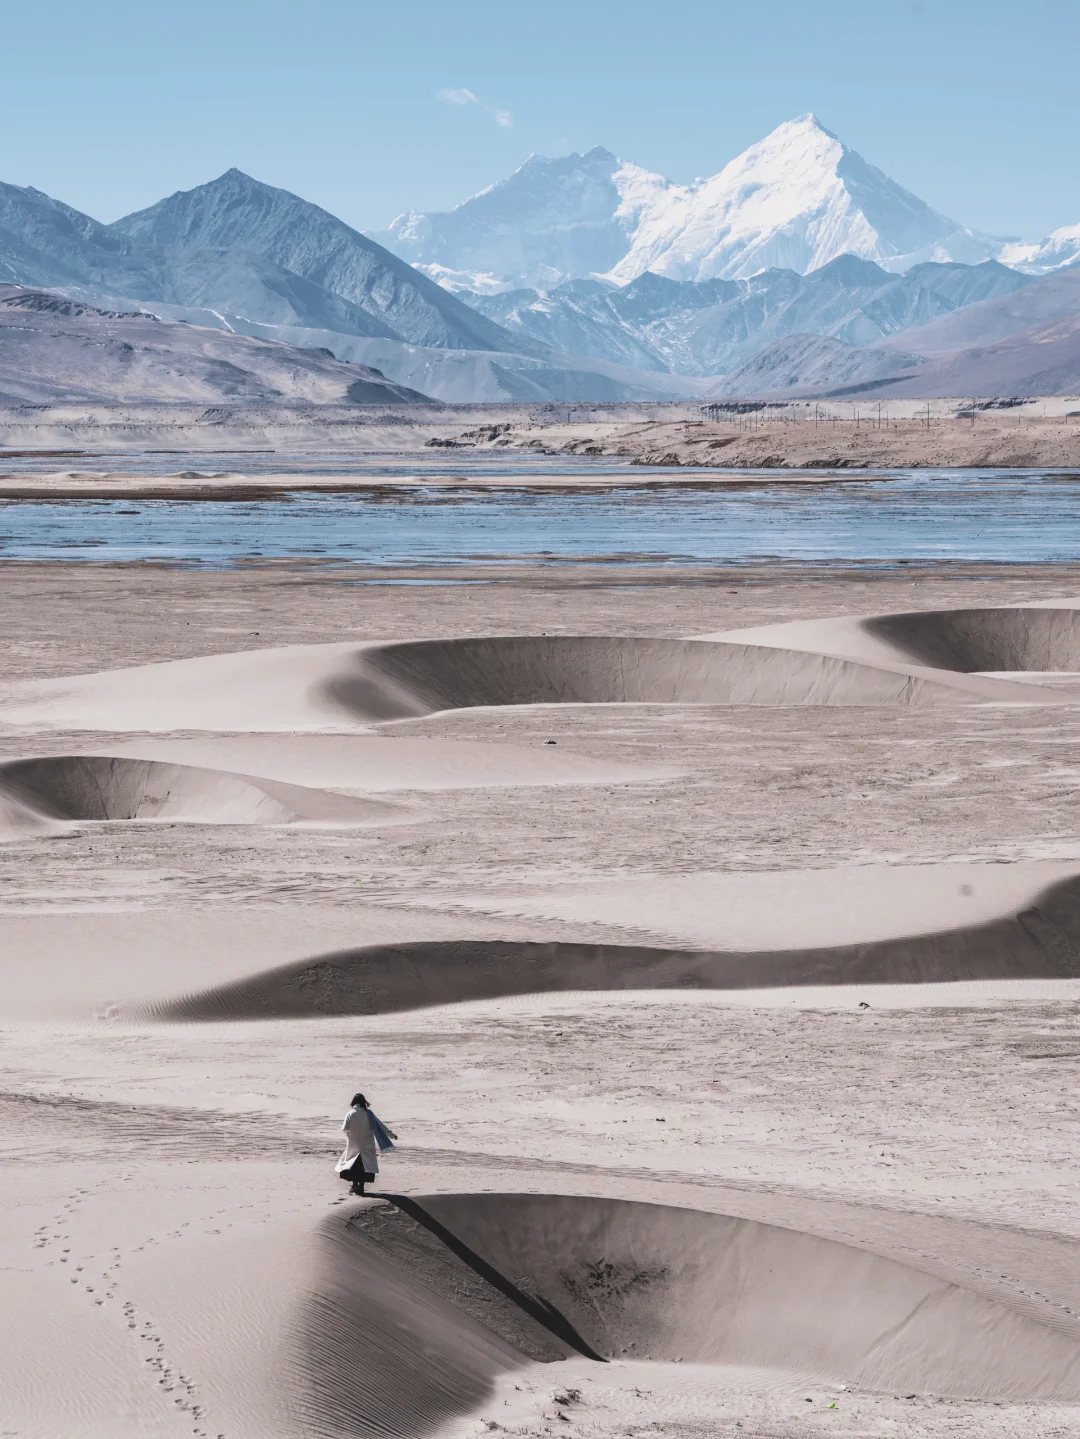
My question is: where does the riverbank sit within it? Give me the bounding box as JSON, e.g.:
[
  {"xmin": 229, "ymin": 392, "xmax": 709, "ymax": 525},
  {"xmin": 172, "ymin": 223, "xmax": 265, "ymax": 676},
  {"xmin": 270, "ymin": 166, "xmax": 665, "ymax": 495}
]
[
  {"xmin": 1, "ymin": 402, "xmax": 1078, "ymax": 490},
  {"xmin": 495, "ymin": 414, "xmax": 1080, "ymax": 471}
]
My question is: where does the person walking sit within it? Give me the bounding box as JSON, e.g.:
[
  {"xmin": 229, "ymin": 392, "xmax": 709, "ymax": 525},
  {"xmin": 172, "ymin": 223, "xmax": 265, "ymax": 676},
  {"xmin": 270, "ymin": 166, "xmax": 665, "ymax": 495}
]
[{"xmin": 336, "ymin": 1093, "xmax": 397, "ymax": 1196}]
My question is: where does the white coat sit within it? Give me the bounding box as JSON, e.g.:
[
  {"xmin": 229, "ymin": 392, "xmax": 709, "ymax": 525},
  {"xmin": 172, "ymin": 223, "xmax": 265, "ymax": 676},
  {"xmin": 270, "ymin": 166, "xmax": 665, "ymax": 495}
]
[{"xmin": 336, "ymin": 1105, "xmax": 379, "ymax": 1176}]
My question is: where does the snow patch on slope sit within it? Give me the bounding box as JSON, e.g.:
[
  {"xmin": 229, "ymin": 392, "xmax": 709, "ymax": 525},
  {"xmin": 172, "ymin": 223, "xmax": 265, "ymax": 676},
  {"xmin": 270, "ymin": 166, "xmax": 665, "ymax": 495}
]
[{"xmin": 1001, "ymin": 224, "xmax": 1080, "ymax": 275}]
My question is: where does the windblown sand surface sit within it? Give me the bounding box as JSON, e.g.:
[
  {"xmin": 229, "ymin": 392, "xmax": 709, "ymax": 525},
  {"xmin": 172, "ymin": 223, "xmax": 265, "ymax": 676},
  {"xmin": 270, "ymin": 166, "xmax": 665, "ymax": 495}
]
[{"xmin": 4, "ymin": 559, "xmax": 1080, "ymax": 1438}]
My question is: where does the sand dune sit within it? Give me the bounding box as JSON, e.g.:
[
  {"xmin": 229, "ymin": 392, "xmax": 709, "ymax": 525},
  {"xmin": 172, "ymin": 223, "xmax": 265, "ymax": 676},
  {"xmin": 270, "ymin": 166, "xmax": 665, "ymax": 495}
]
[
  {"xmin": 335, "ymin": 636, "xmax": 1059, "ymax": 716},
  {"xmin": 704, "ymin": 602, "xmax": 1080, "ymax": 686},
  {"xmin": 291, "ymin": 1194, "xmax": 1080, "ymax": 1437},
  {"xmin": 0, "ymin": 754, "xmax": 408, "ymax": 838},
  {"xmin": 0, "ymin": 907, "xmax": 504, "ymax": 1020},
  {"xmin": 152, "ymin": 864, "xmax": 1080, "ymax": 1019},
  {"xmin": 392, "ymin": 861, "xmax": 1080, "ymax": 952},
  {"xmin": 0, "ymin": 642, "xmax": 365, "ymax": 732},
  {"xmin": 1, "ymin": 629, "xmax": 1070, "ymax": 736},
  {"xmin": 7, "ymin": 573, "xmax": 1080, "ymax": 1439},
  {"xmin": 5, "ymin": 861, "xmax": 1077, "ymax": 1024}
]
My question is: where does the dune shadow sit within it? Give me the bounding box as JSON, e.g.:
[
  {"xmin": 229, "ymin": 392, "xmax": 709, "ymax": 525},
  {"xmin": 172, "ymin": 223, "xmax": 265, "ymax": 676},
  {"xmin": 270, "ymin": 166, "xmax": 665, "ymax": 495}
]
[
  {"xmin": 288, "ymin": 1193, "xmax": 1080, "ymax": 1437},
  {"xmin": 383, "ymin": 1195, "xmax": 605, "ymax": 1361},
  {"xmin": 322, "ymin": 634, "xmax": 1014, "ymax": 721},
  {"xmin": 152, "ymin": 876, "xmax": 1080, "ymax": 1021},
  {"xmin": 864, "ymin": 606, "xmax": 1080, "ymax": 673}
]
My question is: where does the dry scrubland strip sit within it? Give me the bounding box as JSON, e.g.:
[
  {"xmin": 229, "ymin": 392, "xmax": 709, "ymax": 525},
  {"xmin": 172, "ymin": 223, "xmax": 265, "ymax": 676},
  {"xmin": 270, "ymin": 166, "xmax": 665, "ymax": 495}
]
[
  {"xmin": 2, "ymin": 416, "xmax": 1080, "ymax": 495},
  {"xmin": 533, "ymin": 417, "xmax": 1080, "ymax": 470}
]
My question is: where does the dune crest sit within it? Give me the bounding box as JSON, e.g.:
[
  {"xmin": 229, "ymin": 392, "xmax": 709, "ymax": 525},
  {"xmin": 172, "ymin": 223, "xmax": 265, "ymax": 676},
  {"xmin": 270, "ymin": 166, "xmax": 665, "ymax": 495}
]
[{"xmin": 334, "ymin": 634, "xmax": 1053, "ymax": 716}]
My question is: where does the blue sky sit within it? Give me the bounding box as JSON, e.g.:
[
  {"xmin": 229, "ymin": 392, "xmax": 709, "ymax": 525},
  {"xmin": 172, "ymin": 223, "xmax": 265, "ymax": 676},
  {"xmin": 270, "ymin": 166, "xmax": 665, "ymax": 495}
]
[{"xmin": 8, "ymin": 0, "xmax": 1078, "ymax": 239}]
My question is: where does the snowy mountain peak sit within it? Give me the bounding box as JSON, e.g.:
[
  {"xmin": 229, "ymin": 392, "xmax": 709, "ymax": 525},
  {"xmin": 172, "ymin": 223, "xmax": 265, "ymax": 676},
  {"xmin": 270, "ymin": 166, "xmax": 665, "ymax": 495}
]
[
  {"xmin": 607, "ymin": 115, "xmax": 1001, "ymax": 283},
  {"xmin": 374, "ymin": 116, "xmax": 1007, "ymax": 293},
  {"xmin": 1000, "ymin": 222, "xmax": 1080, "ymax": 275},
  {"xmin": 370, "ymin": 145, "xmax": 671, "ymax": 293}
]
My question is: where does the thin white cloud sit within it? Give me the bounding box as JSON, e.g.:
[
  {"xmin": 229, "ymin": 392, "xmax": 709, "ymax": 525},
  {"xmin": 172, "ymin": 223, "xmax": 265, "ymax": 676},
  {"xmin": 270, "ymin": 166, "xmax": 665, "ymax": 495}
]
[
  {"xmin": 436, "ymin": 87, "xmax": 478, "ymax": 107},
  {"xmin": 436, "ymin": 87, "xmax": 513, "ymax": 129}
]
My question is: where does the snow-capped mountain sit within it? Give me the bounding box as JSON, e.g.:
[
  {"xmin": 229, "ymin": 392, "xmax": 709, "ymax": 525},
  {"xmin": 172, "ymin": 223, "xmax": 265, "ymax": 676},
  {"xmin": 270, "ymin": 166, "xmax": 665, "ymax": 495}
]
[
  {"xmin": 370, "ymin": 146, "xmax": 671, "ymax": 295},
  {"xmin": 372, "ymin": 116, "xmax": 1007, "ymax": 291},
  {"xmin": 607, "ymin": 115, "xmax": 1005, "ymax": 282},
  {"xmin": 1000, "ymin": 223, "xmax": 1080, "ymax": 275}
]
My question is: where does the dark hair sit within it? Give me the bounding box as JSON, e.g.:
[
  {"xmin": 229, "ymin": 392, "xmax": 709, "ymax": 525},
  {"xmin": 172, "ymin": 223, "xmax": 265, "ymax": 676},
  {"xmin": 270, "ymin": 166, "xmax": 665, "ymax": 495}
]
[{"xmin": 351, "ymin": 1093, "xmax": 368, "ymax": 1108}]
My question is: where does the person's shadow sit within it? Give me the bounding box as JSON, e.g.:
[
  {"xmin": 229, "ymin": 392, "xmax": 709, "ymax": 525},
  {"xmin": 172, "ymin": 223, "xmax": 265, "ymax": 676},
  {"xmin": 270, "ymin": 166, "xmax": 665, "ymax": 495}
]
[{"xmin": 381, "ymin": 1194, "xmax": 607, "ymax": 1363}]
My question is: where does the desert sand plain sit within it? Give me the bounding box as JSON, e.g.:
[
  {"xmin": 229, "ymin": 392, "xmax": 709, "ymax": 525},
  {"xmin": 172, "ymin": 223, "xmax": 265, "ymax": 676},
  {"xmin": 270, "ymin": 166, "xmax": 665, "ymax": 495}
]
[{"xmin": 3, "ymin": 555, "xmax": 1080, "ymax": 1439}]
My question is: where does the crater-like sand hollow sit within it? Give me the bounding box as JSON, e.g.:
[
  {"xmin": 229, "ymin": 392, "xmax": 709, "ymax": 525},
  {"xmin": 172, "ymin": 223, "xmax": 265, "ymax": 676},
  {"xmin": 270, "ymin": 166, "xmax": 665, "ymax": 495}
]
[
  {"xmin": 864, "ymin": 605, "xmax": 1080, "ymax": 672},
  {"xmin": 293, "ymin": 1195, "xmax": 1080, "ymax": 1437},
  {"xmin": 0, "ymin": 754, "xmax": 408, "ymax": 837},
  {"xmin": 5, "ymin": 610, "xmax": 1075, "ymax": 734},
  {"xmin": 709, "ymin": 603, "xmax": 1080, "ymax": 688},
  {"xmin": 337, "ymin": 633, "xmax": 1059, "ymax": 717}
]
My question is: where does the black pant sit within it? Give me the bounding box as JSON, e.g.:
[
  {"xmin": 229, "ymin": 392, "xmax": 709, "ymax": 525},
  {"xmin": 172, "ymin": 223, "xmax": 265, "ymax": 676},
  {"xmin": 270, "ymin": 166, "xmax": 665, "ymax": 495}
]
[{"xmin": 340, "ymin": 1161, "xmax": 375, "ymax": 1187}]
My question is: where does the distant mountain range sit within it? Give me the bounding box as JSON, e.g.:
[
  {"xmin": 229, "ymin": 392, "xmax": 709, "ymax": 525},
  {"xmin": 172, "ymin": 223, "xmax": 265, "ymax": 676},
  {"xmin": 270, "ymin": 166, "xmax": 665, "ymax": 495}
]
[
  {"xmin": 709, "ymin": 267, "xmax": 1080, "ymax": 400},
  {"xmin": 1, "ymin": 114, "xmax": 1079, "ymax": 405},
  {"xmin": 0, "ymin": 169, "xmax": 514, "ymax": 352},
  {"xmin": 0, "ymin": 170, "xmax": 711, "ymax": 403},
  {"xmin": 466, "ymin": 255, "xmax": 1031, "ymax": 376},
  {"xmin": 374, "ymin": 116, "xmax": 1017, "ymax": 292}
]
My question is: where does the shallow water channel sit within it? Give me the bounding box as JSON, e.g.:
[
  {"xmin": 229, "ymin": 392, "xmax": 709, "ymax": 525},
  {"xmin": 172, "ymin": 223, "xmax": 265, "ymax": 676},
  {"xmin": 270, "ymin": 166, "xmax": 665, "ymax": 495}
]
[{"xmin": 0, "ymin": 467, "xmax": 1078, "ymax": 566}]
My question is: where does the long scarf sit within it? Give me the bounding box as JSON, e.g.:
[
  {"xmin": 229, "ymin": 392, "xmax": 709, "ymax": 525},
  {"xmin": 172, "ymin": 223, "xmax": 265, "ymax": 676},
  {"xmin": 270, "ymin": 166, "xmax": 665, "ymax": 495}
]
[{"xmin": 367, "ymin": 1110, "xmax": 396, "ymax": 1152}]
